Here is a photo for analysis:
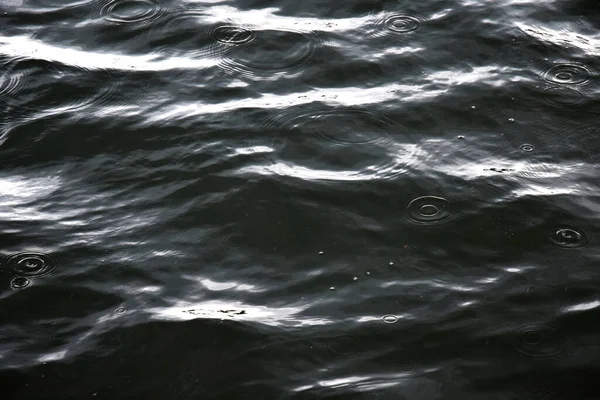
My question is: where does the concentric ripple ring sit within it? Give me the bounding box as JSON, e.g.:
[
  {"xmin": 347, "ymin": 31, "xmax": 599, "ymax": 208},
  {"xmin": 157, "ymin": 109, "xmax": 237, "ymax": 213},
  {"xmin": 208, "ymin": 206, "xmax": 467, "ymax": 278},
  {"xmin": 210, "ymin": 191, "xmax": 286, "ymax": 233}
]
[
  {"xmin": 405, "ymin": 196, "xmax": 453, "ymax": 224},
  {"xmin": 542, "ymin": 63, "xmax": 593, "ymax": 86},
  {"xmin": 549, "ymin": 225, "xmax": 589, "ymax": 249},
  {"xmin": 4, "ymin": 252, "xmax": 59, "ymax": 277},
  {"xmin": 100, "ymin": 0, "xmax": 164, "ymax": 24}
]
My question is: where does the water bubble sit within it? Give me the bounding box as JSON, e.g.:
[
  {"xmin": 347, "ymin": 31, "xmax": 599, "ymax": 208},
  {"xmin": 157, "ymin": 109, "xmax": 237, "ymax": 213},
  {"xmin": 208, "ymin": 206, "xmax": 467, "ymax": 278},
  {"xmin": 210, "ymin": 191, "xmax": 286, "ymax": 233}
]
[
  {"xmin": 511, "ymin": 323, "xmax": 569, "ymax": 361},
  {"xmin": 457, "ymin": 135, "xmax": 464, "ymax": 140},
  {"xmin": 543, "ymin": 86, "xmax": 584, "ymax": 107},
  {"xmin": 115, "ymin": 307, "xmax": 127, "ymax": 314},
  {"xmin": 4, "ymin": 252, "xmax": 58, "ymax": 277},
  {"xmin": 10, "ymin": 276, "xmax": 30, "ymax": 289},
  {"xmin": 549, "ymin": 225, "xmax": 589, "ymax": 249},
  {"xmin": 406, "ymin": 196, "xmax": 453, "ymax": 224},
  {"xmin": 319, "ymin": 251, "xmax": 324, "ymax": 255},
  {"xmin": 353, "ymin": 277, "xmax": 358, "ymax": 281},
  {"xmin": 542, "ymin": 63, "xmax": 593, "ymax": 86},
  {"xmin": 98, "ymin": 0, "xmax": 164, "ymax": 24},
  {"xmin": 327, "ymin": 335, "xmax": 359, "ymax": 356},
  {"xmin": 508, "ymin": 118, "xmax": 515, "ymax": 123},
  {"xmin": 330, "ymin": 286, "xmax": 335, "ymax": 290},
  {"xmin": 520, "ymin": 143, "xmax": 535, "ymax": 152},
  {"xmin": 220, "ymin": 28, "xmax": 326, "ymax": 80},
  {"xmin": 381, "ymin": 314, "xmax": 399, "ymax": 324}
]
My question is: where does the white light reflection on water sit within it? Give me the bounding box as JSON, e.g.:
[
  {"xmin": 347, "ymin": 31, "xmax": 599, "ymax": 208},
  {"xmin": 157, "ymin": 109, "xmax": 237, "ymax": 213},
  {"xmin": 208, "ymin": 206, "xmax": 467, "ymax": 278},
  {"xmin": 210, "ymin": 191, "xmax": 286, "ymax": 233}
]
[{"xmin": 146, "ymin": 300, "xmax": 333, "ymax": 327}]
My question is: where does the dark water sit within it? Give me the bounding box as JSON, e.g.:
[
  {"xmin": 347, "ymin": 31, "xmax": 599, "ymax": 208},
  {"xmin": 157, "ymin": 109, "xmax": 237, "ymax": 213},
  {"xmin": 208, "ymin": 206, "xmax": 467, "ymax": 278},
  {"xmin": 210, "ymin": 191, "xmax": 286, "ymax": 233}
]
[{"xmin": 1, "ymin": 0, "xmax": 600, "ymax": 398}]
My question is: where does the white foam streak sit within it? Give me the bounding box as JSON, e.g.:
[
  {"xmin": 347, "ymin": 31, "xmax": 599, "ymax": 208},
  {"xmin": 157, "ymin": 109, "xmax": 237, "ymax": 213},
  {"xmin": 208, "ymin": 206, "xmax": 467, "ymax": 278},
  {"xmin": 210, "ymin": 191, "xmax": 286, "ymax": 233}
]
[
  {"xmin": 190, "ymin": 5, "xmax": 383, "ymax": 33},
  {"xmin": 562, "ymin": 300, "xmax": 600, "ymax": 313},
  {"xmin": 0, "ymin": 35, "xmax": 218, "ymax": 72}
]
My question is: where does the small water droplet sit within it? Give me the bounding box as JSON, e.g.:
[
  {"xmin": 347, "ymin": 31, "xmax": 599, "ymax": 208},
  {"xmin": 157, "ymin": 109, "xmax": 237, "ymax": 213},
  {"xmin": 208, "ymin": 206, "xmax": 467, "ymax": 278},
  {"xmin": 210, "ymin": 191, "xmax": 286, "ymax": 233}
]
[
  {"xmin": 10, "ymin": 276, "xmax": 30, "ymax": 289},
  {"xmin": 471, "ymin": 105, "xmax": 476, "ymax": 109},
  {"xmin": 389, "ymin": 261, "xmax": 394, "ymax": 266},
  {"xmin": 330, "ymin": 286, "xmax": 335, "ymax": 290},
  {"xmin": 353, "ymin": 277, "xmax": 358, "ymax": 281},
  {"xmin": 318, "ymin": 251, "xmax": 324, "ymax": 255},
  {"xmin": 365, "ymin": 271, "xmax": 370, "ymax": 276},
  {"xmin": 457, "ymin": 135, "xmax": 464, "ymax": 140},
  {"xmin": 508, "ymin": 118, "xmax": 515, "ymax": 123}
]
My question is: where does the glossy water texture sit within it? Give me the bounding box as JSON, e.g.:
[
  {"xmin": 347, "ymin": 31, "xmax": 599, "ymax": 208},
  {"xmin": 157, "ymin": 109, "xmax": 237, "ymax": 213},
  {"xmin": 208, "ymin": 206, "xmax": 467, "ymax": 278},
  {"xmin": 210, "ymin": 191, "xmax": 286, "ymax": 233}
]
[{"xmin": 1, "ymin": 0, "xmax": 600, "ymax": 398}]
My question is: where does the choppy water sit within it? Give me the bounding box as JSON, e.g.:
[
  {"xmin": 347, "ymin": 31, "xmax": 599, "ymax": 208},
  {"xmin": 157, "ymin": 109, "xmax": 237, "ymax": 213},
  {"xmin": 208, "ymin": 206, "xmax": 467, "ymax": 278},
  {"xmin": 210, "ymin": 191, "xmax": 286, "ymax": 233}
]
[{"xmin": 1, "ymin": 0, "xmax": 600, "ymax": 398}]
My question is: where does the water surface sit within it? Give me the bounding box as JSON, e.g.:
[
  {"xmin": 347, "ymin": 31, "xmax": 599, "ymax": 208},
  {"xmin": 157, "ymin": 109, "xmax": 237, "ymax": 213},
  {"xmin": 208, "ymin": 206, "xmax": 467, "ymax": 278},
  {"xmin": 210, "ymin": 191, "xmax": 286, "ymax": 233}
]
[{"xmin": 1, "ymin": 0, "xmax": 600, "ymax": 398}]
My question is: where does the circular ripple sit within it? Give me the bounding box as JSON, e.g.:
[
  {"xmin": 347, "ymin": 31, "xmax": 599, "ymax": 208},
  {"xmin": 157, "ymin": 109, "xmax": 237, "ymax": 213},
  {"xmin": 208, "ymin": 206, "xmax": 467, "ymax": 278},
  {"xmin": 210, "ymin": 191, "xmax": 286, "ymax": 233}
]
[
  {"xmin": 16, "ymin": 62, "xmax": 120, "ymax": 116},
  {"xmin": 405, "ymin": 196, "xmax": 453, "ymax": 224},
  {"xmin": 549, "ymin": 225, "xmax": 589, "ymax": 249},
  {"xmin": 511, "ymin": 323, "xmax": 569, "ymax": 361},
  {"xmin": 384, "ymin": 14, "xmax": 424, "ymax": 33},
  {"xmin": 34, "ymin": 319, "xmax": 60, "ymax": 332},
  {"xmin": 0, "ymin": 62, "xmax": 24, "ymax": 106},
  {"xmin": 4, "ymin": 252, "xmax": 59, "ymax": 277},
  {"xmin": 520, "ymin": 143, "xmax": 535, "ymax": 152},
  {"xmin": 397, "ymin": 361, "xmax": 417, "ymax": 374},
  {"xmin": 263, "ymin": 105, "xmax": 420, "ymax": 181},
  {"xmin": 211, "ymin": 25, "xmax": 256, "ymax": 45},
  {"xmin": 10, "ymin": 276, "xmax": 30, "ymax": 289},
  {"xmin": 367, "ymin": 12, "xmax": 426, "ymax": 39},
  {"xmin": 99, "ymin": 0, "xmax": 164, "ymax": 24},
  {"xmin": 115, "ymin": 307, "xmax": 127, "ymax": 315},
  {"xmin": 543, "ymin": 87, "xmax": 584, "ymax": 107},
  {"xmin": 271, "ymin": 107, "xmax": 393, "ymax": 147},
  {"xmin": 542, "ymin": 63, "xmax": 593, "ymax": 86},
  {"xmin": 221, "ymin": 232, "xmax": 247, "ymax": 250},
  {"xmin": 220, "ymin": 29, "xmax": 325, "ymax": 79},
  {"xmin": 381, "ymin": 314, "xmax": 399, "ymax": 324},
  {"xmin": 327, "ymin": 335, "xmax": 359, "ymax": 356}
]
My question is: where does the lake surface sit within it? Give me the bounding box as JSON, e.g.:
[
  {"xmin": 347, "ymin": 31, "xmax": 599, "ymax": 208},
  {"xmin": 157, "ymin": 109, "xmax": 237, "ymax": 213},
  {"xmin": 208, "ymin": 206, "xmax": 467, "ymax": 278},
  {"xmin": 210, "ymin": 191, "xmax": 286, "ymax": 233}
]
[{"xmin": 1, "ymin": 0, "xmax": 599, "ymax": 398}]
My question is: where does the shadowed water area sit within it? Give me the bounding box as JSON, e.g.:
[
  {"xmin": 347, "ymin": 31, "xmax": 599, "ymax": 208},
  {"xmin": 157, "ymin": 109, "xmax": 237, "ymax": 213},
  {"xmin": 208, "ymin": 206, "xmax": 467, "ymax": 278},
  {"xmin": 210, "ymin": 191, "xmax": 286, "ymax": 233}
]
[{"xmin": 0, "ymin": 0, "xmax": 600, "ymax": 398}]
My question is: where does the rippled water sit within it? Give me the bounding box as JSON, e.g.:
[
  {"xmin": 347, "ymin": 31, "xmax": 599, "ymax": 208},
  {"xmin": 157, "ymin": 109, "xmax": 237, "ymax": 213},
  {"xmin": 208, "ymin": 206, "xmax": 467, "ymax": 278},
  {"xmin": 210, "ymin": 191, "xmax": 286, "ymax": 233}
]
[{"xmin": 1, "ymin": 0, "xmax": 600, "ymax": 398}]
